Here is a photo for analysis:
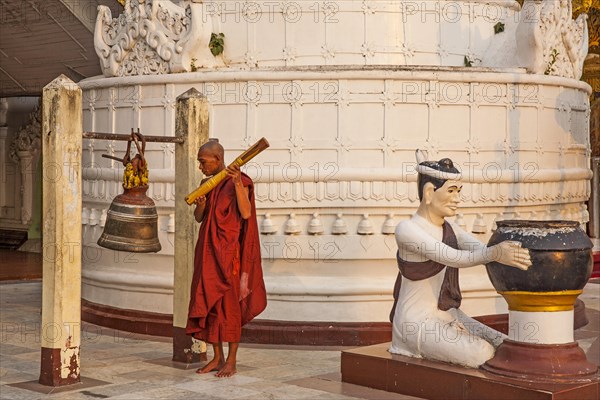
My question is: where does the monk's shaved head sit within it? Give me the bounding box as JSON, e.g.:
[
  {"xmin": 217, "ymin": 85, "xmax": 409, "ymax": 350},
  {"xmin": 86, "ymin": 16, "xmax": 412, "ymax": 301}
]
[{"xmin": 198, "ymin": 140, "xmax": 224, "ymax": 160}]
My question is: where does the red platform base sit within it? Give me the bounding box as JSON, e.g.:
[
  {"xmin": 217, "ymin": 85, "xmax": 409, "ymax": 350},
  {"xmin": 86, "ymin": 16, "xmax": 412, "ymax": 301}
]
[
  {"xmin": 482, "ymin": 340, "xmax": 598, "ymax": 383},
  {"xmin": 341, "ymin": 343, "xmax": 600, "ymax": 400}
]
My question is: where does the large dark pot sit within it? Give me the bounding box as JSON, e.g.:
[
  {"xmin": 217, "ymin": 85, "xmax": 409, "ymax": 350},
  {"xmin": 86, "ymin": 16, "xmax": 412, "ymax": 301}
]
[
  {"xmin": 483, "ymin": 220, "xmax": 597, "ymax": 382},
  {"xmin": 486, "ymin": 220, "xmax": 593, "ymax": 293}
]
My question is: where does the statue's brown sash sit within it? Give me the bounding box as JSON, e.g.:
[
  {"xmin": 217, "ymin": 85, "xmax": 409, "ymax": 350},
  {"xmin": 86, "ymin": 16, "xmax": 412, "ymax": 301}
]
[{"xmin": 389, "ymin": 221, "xmax": 461, "ymax": 322}]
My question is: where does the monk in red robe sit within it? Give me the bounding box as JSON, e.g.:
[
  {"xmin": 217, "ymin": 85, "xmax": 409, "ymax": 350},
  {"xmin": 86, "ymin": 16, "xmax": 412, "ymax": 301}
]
[{"xmin": 186, "ymin": 141, "xmax": 267, "ymax": 377}]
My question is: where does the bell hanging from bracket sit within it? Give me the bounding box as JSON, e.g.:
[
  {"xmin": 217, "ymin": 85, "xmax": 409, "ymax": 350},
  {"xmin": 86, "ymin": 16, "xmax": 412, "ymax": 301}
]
[{"xmin": 97, "ymin": 129, "xmax": 162, "ymax": 253}]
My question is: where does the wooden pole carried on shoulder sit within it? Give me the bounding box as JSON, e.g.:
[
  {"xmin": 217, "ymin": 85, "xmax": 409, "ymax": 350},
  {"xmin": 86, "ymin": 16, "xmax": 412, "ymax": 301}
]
[{"xmin": 185, "ymin": 137, "xmax": 270, "ymax": 205}]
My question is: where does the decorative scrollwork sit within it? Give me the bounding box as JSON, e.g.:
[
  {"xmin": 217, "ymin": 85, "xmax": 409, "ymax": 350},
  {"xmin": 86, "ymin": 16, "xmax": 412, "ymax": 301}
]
[
  {"xmin": 535, "ymin": 0, "xmax": 589, "ymax": 78},
  {"xmin": 484, "ymin": 0, "xmax": 589, "ymax": 79},
  {"xmin": 117, "ymin": 40, "xmax": 169, "ymax": 76},
  {"xmin": 9, "ymin": 106, "xmax": 41, "ymax": 163},
  {"xmin": 94, "ymin": 0, "xmax": 216, "ymax": 77}
]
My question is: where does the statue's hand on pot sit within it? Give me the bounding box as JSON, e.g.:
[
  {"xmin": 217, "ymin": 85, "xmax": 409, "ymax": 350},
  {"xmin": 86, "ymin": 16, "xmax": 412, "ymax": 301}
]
[{"xmin": 490, "ymin": 241, "xmax": 531, "ymax": 271}]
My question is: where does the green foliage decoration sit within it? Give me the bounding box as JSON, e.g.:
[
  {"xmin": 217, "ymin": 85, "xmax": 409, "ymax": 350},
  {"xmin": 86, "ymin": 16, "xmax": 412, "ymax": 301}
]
[
  {"xmin": 494, "ymin": 22, "xmax": 505, "ymax": 34},
  {"xmin": 209, "ymin": 33, "xmax": 225, "ymax": 57},
  {"xmin": 545, "ymin": 49, "xmax": 559, "ymax": 75}
]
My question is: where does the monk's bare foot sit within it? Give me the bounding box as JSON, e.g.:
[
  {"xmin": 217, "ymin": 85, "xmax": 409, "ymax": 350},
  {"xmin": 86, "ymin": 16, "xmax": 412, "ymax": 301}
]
[
  {"xmin": 196, "ymin": 358, "xmax": 223, "ymax": 374},
  {"xmin": 215, "ymin": 360, "xmax": 236, "ymax": 378}
]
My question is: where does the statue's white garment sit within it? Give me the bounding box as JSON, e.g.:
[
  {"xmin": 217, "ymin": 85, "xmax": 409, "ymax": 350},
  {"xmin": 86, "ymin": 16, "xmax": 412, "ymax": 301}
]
[{"xmin": 389, "ymin": 215, "xmax": 505, "ymax": 368}]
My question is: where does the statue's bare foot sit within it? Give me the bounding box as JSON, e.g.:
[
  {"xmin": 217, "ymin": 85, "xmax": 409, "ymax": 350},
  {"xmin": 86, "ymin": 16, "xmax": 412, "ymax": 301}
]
[
  {"xmin": 196, "ymin": 358, "xmax": 223, "ymax": 374},
  {"xmin": 215, "ymin": 360, "xmax": 236, "ymax": 378}
]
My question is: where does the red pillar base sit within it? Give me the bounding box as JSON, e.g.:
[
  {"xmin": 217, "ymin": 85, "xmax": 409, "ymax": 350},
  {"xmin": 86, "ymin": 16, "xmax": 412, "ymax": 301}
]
[
  {"xmin": 172, "ymin": 326, "xmax": 207, "ymax": 364},
  {"xmin": 482, "ymin": 339, "xmax": 599, "ymax": 383},
  {"xmin": 39, "ymin": 347, "xmax": 81, "ymax": 387}
]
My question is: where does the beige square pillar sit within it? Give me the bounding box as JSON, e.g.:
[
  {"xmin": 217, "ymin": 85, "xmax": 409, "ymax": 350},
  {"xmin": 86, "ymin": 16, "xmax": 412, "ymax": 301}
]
[
  {"xmin": 173, "ymin": 88, "xmax": 209, "ymax": 363},
  {"xmin": 39, "ymin": 75, "xmax": 82, "ymax": 386}
]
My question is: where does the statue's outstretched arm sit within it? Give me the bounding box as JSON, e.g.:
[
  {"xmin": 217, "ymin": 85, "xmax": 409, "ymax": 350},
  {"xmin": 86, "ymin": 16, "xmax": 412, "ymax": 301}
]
[
  {"xmin": 448, "ymin": 222, "xmax": 487, "ymax": 252},
  {"xmin": 396, "ymin": 220, "xmax": 490, "ymax": 268},
  {"xmin": 396, "ymin": 220, "xmax": 531, "ymax": 270},
  {"xmin": 396, "ymin": 221, "xmax": 530, "ymax": 271}
]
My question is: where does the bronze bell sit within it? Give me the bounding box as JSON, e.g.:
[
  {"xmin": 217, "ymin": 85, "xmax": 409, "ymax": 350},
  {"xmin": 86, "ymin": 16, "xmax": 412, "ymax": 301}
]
[{"xmin": 97, "ymin": 131, "xmax": 161, "ymax": 253}]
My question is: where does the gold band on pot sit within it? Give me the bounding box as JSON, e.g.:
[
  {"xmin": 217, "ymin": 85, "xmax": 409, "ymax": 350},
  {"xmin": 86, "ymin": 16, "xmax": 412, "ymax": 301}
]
[{"xmin": 498, "ymin": 290, "xmax": 583, "ymax": 312}]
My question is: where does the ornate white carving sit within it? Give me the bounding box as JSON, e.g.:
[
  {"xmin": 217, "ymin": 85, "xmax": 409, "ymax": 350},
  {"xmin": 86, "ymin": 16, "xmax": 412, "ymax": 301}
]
[
  {"xmin": 79, "ymin": 64, "xmax": 591, "ymax": 327},
  {"xmin": 357, "ymin": 214, "xmax": 374, "ymax": 235},
  {"xmin": 9, "ymin": 106, "xmax": 41, "ymax": 163},
  {"xmin": 161, "ymin": 93, "xmax": 175, "ymax": 109},
  {"xmin": 308, "ymin": 213, "xmax": 324, "ymax": 235},
  {"xmin": 107, "ymin": 90, "xmax": 117, "ymax": 111},
  {"xmin": 332, "ymin": 214, "xmax": 348, "ymax": 235},
  {"xmin": 82, "ymin": 208, "xmax": 90, "ymax": 225},
  {"xmin": 502, "ymin": 139, "xmax": 516, "ymax": 155},
  {"xmin": 284, "ymin": 213, "xmax": 301, "ymax": 234},
  {"xmin": 8, "ymin": 104, "xmax": 40, "ymax": 225},
  {"xmin": 382, "ymin": 214, "xmax": 396, "ymax": 234},
  {"xmin": 455, "ymin": 213, "xmax": 467, "ymax": 230},
  {"xmin": 400, "ymin": 43, "xmax": 415, "ymax": 59},
  {"xmin": 244, "ymin": 52, "xmax": 258, "ymax": 68},
  {"xmin": 260, "ymin": 213, "xmax": 278, "ymax": 234},
  {"xmin": 104, "ymin": 139, "xmax": 115, "ymax": 160},
  {"xmin": 483, "ymin": 0, "xmax": 588, "ymax": 79},
  {"xmin": 167, "ymin": 213, "xmax": 175, "ymax": 233},
  {"xmin": 471, "ymin": 213, "xmax": 488, "ymax": 234},
  {"xmin": 99, "ymin": 209, "xmax": 108, "ymax": 228},
  {"xmin": 283, "ymin": 47, "xmax": 297, "ymax": 64},
  {"xmin": 94, "ymin": 0, "xmax": 216, "ymax": 77},
  {"xmin": 93, "ymin": 0, "xmax": 590, "ymax": 76},
  {"xmin": 523, "ymin": 0, "xmax": 587, "ymax": 77},
  {"xmin": 361, "ymin": 43, "xmax": 375, "ymax": 59},
  {"xmin": 118, "ymin": 40, "xmax": 169, "ymax": 76},
  {"xmin": 321, "ymin": 45, "xmax": 335, "ymax": 60},
  {"xmin": 16, "ymin": 150, "xmax": 33, "ymax": 225},
  {"xmin": 288, "ymin": 136, "xmax": 304, "ymax": 155},
  {"xmin": 362, "ymin": 0, "xmax": 376, "ymax": 15},
  {"xmin": 465, "ymin": 139, "xmax": 481, "ymax": 155}
]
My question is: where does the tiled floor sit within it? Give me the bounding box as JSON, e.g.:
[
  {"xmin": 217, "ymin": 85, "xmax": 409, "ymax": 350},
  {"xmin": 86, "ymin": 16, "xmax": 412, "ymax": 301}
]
[
  {"xmin": 0, "ymin": 279, "xmax": 598, "ymax": 400},
  {"xmin": 1, "ymin": 280, "xmax": 423, "ymax": 400}
]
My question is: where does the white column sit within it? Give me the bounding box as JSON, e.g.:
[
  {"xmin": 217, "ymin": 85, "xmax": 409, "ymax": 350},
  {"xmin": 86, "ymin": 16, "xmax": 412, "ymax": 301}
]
[
  {"xmin": 39, "ymin": 75, "xmax": 83, "ymax": 386},
  {"xmin": 16, "ymin": 150, "xmax": 34, "ymax": 225}
]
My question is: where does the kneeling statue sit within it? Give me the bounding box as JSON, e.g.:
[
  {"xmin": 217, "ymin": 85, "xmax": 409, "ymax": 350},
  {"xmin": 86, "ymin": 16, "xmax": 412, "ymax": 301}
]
[{"xmin": 389, "ymin": 152, "xmax": 532, "ymax": 368}]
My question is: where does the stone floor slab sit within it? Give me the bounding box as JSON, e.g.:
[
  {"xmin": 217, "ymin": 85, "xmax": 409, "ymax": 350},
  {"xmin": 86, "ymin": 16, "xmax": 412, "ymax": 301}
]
[
  {"xmin": 2, "ymin": 278, "xmax": 599, "ymax": 400},
  {"xmin": 8, "ymin": 376, "xmax": 110, "ymax": 395}
]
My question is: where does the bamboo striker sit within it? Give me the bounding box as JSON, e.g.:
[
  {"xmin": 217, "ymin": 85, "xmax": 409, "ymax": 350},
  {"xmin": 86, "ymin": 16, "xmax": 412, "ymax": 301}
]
[{"xmin": 185, "ymin": 137, "xmax": 270, "ymax": 205}]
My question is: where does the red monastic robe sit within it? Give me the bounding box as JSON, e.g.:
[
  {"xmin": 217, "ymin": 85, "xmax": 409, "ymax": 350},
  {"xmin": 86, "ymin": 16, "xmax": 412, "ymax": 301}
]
[{"xmin": 186, "ymin": 173, "xmax": 266, "ymax": 343}]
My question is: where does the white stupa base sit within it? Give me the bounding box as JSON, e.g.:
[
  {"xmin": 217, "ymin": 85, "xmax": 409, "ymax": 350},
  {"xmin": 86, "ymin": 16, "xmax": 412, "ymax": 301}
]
[
  {"xmin": 78, "ymin": 67, "xmax": 591, "ymax": 336},
  {"xmin": 508, "ymin": 310, "xmax": 574, "ymax": 344}
]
